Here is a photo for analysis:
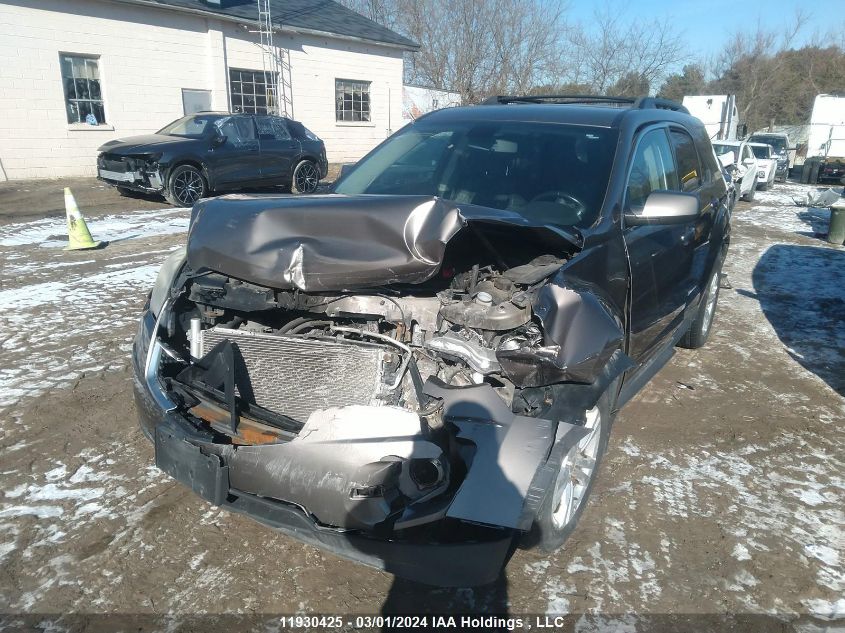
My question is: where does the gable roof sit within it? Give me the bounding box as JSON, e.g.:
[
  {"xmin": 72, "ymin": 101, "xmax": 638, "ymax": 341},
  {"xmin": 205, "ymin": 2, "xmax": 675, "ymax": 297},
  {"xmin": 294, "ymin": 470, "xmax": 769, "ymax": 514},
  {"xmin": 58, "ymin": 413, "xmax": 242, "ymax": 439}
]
[{"xmin": 118, "ymin": 0, "xmax": 418, "ymax": 50}]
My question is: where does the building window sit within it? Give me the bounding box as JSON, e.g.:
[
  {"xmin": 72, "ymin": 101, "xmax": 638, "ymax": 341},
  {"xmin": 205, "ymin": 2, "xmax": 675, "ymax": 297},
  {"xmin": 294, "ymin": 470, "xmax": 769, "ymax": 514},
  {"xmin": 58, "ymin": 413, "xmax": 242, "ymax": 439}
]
[
  {"xmin": 335, "ymin": 79, "xmax": 371, "ymax": 122},
  {"xmin": 60, "ymin": 54, "xmax": 105, "ymax": 124},
  {"xmin": 230, "ymin": 68, "xmax": 276, "ymax": 115}
]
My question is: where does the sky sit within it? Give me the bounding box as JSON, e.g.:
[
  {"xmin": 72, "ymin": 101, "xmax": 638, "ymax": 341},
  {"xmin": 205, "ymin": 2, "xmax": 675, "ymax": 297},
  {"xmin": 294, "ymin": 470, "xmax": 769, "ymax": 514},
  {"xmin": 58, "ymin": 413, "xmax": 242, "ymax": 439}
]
[{"xmin": 565, "ymin": 0, "xmax": 844, "ymax": 63}]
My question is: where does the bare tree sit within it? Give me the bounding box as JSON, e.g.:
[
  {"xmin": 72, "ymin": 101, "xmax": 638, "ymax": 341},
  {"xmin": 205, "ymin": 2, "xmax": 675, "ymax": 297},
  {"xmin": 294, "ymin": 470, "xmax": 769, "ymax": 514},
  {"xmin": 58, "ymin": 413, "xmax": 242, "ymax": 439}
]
[
  {"xmin": 709, "ymin": 12, "xmax": 813, "ymax": 130},
  {"xmin": 555, "ymin": 7, "xmax": 686, "ymax": 95},
  {"xmin": 657, "ymin": 64, "xmax": 707, "ymax": 102},
  {"xmin": 337, "ymin": 0, "xmax": 403, "ymax": 31},
  {"xmin": 399, "ymin": 0, "xmax": 568, "ymax": 102},
  {"xmin": 340, "ymin": 0, "xmax": 568, "ymax": 102}
]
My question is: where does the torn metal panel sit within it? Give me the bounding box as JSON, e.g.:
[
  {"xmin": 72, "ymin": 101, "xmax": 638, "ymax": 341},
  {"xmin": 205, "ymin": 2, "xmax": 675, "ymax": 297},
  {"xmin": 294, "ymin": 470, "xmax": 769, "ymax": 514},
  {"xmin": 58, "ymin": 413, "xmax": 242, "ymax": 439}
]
[
  {"xmin": 423, "ymin": 379, "xmax": 580, "ymax": 531},
  {"xmin": 497, "ymin": 280, "xmax": 626, "ymax": 387},
  {"xmin": 219, "ymin": 405, "xmax": 444, "ymax": 531},
  {"xmin": 187, "ymin": 194, "xmax": 580, "ymax": 291}
]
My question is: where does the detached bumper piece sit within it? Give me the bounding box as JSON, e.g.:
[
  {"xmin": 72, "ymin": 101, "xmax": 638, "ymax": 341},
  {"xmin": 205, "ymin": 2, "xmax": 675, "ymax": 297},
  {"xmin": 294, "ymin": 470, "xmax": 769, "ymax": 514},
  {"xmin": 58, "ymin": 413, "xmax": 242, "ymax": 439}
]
[
  {"xmin": 97, "ymin": 153, "xmax": 164, "ymax": 192},
  {"xmin": 153, "ymin": 413, "xmax": 514, "ymax": 587}
]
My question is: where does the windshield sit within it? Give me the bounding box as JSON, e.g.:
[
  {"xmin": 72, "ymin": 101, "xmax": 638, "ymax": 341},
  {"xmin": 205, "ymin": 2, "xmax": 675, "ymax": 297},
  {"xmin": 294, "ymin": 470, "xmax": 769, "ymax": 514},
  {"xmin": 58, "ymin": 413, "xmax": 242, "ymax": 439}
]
[
  {"xmin": 334, "ymin": 121, "xmax": 618, "ymax": 228},
  {"xmin": 749, "ymin": 135, "xmax": 786, "ymax": 153},
  {"xmin": 712, "ymin": 144, "xmax": 738, "ymax": 162},
  {"xmin": 158, "ymin": 115, "xmax": 223, "ymax": 138},
  {"xmin": 751, "ymin": 145, "xmax": 771, "ymax": 159}
]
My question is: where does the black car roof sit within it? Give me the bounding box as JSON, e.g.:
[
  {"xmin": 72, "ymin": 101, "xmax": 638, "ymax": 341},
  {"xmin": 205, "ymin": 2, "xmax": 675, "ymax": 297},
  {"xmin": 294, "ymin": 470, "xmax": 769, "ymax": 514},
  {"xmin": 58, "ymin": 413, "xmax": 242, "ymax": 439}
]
[{"xmin": 418, "ymin": 103, "xmax": 697, "ymax": 130}]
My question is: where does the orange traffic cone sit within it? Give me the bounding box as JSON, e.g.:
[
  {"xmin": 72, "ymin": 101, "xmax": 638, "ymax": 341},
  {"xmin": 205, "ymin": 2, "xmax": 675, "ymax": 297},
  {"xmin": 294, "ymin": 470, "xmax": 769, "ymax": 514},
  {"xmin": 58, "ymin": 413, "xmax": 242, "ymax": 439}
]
[{"xmin": 63, "ymin": 187, "xmax": 103, "ymax": 250}]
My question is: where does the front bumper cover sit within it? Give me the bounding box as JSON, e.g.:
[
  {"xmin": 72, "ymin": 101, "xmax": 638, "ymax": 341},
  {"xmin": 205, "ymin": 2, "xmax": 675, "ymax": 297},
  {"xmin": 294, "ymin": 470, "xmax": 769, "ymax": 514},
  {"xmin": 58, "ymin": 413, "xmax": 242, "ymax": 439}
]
[
  {"xmin": 130, "ymin": 309, "xmax": 588, "ymax": 586},
  {"xmin": 150, "ymin": 407, "xmax": 514, "ymax": 587}
]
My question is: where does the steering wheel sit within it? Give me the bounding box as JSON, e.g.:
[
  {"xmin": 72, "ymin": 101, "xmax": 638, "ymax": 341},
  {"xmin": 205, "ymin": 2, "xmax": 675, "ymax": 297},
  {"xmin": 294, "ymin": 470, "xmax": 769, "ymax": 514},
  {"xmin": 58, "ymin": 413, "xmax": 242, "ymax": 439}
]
[{"xmin": 529, "ymin": 191, "xmax": 586, "ymax": 215}]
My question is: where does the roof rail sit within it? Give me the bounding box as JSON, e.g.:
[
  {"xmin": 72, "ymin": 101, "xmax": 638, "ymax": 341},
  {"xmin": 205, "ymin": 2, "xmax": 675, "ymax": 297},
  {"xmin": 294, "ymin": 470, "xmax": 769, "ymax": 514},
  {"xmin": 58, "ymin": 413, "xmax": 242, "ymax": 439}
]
[
  {"xmin": 481, "ymin": 94, "xmax": 690, "ymax": 114},
  {"xmin": 632, "ymin": 96, "xmax": 689, "ymax": 114},
  {"xmin": 480, "ymin": 94, "xmax": 636, "ymax": 106}
]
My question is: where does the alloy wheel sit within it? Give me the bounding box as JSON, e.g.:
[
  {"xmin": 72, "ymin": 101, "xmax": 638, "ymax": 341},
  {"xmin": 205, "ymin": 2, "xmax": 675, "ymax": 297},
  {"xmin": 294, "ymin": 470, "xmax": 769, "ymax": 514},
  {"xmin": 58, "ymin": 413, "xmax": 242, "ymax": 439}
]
[
  {"xmin": 172, "ymin": 170, "xmax": 204, "ymax": 206},
  {"xmin": 295, "ymin": 162, "xmax": 319, "ymax": 193},
  {"xmin": 701, "ymin": 271, "xmax": 720, "ymax": 334},
  {"xmin": 551, "ymin": 406, "xmax": 602, "ymax": 530}
]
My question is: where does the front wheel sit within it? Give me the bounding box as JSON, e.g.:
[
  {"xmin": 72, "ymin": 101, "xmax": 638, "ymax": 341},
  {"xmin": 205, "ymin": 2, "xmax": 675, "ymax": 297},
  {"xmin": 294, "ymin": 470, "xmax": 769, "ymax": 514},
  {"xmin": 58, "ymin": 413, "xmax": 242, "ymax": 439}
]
[
  {"xmin": 291, "ymin": 159, "xmax": 320, "ymax": 194},
  {"xmin": 529, "ymin": 390, "xmax": 612, "ymax": 552},
  {"xmin": 165, "ymin": 165, "xmax": 207, "ymax": 207},
  {"xmin": 678, "ymin": 265, "xmax": 721, "ymax": 349}
]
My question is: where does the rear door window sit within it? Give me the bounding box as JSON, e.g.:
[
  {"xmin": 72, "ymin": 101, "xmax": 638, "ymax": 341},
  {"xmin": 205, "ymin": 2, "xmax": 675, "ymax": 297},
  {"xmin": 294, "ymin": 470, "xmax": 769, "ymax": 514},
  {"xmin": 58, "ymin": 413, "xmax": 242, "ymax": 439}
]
[
  {"xmin": 670, "ymin": 129, "xmax": 702, "ymax": 192},
  {"xmin": 626, "ymin": 128, "xmax": 679, "ymax": 209},
  {"xmin": 255, "ymin": 116, "xmax": 291, "ymax": 141}
]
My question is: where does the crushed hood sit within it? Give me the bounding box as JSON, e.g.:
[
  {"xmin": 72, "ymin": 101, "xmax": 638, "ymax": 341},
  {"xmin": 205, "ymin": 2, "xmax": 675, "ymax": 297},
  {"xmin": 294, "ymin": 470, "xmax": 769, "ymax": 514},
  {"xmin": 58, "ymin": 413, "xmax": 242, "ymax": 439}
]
[{"xmin": 187, "ymin": 194, "xmax": 581, "ymax": 291}]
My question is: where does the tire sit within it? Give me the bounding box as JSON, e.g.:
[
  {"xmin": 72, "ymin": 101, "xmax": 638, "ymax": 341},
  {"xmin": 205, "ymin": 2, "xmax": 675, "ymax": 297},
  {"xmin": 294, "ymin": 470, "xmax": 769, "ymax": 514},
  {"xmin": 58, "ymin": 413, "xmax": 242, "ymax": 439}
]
[
  {"xmin": 165, "ymin": 164, "xmax": 207, "ymax": 207},
  {"xmin": 678, "ymin": 264, "xmax": 721, "ymax": 349},
  {"xmin": 291, "ymin": 159, "xmax": 320, "ymax": 194},
  {"xmin": 528, "ymin": 388, "xmax": 614, "ymax": 552}
]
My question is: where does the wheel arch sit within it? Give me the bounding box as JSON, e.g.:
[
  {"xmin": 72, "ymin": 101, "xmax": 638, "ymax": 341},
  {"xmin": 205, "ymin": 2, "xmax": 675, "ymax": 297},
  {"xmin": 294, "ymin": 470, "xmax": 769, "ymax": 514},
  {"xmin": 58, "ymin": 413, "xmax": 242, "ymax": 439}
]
[{"xmin": 165, "ymin": 158, "xmax": 211, "ymax": 189}]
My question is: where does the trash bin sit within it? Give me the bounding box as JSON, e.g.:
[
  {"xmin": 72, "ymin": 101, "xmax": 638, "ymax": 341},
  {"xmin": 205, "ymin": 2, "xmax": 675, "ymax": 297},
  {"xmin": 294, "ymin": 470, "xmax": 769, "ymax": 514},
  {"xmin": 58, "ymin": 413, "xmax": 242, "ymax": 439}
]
[{"xmin": 829, "ymin": 201, "xmax": 845, "ymax": 245}]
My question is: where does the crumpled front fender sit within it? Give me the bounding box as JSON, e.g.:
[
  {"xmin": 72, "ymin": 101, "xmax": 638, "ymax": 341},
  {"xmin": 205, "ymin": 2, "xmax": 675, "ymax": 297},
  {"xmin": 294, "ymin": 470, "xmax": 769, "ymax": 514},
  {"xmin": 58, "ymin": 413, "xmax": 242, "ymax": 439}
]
[{"xmin": 498, "ymin": 277, "xmax": 632, "ymax": 388}]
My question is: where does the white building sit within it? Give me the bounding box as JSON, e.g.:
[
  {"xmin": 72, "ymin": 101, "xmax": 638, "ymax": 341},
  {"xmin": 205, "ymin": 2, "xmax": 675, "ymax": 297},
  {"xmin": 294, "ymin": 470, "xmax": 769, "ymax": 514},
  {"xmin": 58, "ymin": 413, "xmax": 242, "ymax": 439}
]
[
  {"xmin": 401, "ymin": 84, "xmax": 461, "ymax": 126},
  {"xmin": 0, "ymin": 0, "xmax": 418, "ymax": 180}
]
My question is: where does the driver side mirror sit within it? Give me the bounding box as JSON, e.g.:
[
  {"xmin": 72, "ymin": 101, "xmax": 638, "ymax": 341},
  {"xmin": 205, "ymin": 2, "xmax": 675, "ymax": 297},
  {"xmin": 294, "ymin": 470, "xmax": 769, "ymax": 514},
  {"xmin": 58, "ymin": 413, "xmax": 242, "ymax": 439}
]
[
  {"xmin": 625, "ymin": 191, "xmax": 699, "ymax": 226},
  {"xmin": 742, "ymin": 157, "xmax": 755, "ymax": 166}
]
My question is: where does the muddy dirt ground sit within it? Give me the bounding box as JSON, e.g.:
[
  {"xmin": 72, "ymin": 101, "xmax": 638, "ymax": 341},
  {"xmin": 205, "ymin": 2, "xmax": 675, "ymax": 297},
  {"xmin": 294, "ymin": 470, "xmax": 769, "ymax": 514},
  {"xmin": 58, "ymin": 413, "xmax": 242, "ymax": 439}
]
[{"xmin": 0, "ymin": 178, "xmax": 842, "ymax": 632}]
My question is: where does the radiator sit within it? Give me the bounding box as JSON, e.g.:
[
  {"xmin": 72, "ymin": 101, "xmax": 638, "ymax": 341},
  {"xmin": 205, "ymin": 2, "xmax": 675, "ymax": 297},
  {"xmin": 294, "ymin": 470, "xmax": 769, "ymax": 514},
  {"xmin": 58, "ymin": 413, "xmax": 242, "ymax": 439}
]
[{"xmin": 200, "ymin": 327, "xmax": 388, "ymax": 422}]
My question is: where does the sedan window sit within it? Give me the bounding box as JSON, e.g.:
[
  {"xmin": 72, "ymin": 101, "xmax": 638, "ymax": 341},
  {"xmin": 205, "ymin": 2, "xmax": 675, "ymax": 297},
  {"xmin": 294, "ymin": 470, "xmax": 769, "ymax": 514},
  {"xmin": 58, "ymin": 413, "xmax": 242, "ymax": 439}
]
[
  {"xmin": 158, "ymin": 114, "xmax": 223, "ymax": 137},
  {"xmin": 751, "ymin": 145, "xmax": 772, "ymax": 159},
  {"xmin": 216, "ymin": 116, "xmax": 256, "ymax": 146},
  {"xmin": 713, "ymin": 144, "xmax": 738, "ymax": 163},
  {"xmin": 256, "ymin": 116, "xmax": 291, "ymax": 141},
  {"xmin": 750, "ymin": 135, "xmax": 786, "ymax": 153}
]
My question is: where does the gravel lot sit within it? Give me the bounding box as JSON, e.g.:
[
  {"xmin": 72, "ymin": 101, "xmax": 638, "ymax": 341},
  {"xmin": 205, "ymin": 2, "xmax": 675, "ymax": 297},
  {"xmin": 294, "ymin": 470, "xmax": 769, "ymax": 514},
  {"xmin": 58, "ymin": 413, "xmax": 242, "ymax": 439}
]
[{"xmin": 0, "ymin": 179, "xmax": 842, "ymax": 632}]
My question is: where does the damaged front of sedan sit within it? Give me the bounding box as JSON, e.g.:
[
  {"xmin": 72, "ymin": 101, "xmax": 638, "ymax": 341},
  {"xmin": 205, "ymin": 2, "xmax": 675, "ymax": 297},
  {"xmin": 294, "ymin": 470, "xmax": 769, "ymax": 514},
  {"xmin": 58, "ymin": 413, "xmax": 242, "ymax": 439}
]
[{"xmin": 132, "ymin": 101, "xmax": 729, "ymax": 586}]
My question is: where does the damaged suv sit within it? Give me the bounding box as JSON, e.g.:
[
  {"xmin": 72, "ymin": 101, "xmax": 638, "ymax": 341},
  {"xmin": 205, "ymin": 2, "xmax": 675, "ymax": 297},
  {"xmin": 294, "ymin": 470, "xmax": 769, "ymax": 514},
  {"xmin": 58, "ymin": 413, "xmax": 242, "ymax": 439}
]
[{"xmin": 133, "ymin": 96, "xmax": 730, "ymax": 586}]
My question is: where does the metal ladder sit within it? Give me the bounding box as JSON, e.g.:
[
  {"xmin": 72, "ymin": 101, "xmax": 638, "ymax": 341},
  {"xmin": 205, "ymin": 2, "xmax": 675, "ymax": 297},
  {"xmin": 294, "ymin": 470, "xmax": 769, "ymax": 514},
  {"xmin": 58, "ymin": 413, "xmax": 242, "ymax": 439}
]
[{"xmin": 257, "ymin": 0, "xmax": 292, "ymax": 117}]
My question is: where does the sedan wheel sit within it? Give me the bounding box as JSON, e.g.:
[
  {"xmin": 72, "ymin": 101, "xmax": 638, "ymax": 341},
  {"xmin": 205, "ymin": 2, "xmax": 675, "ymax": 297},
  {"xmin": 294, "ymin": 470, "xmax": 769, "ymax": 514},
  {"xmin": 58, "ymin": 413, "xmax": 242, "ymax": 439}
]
[
  {"xmin": 292, "ymin": 160, "xmax": 320, "ymax": 194},
  {"xmin": 167, "ymin": 165, "xmax": 207, "ymax": 207}
]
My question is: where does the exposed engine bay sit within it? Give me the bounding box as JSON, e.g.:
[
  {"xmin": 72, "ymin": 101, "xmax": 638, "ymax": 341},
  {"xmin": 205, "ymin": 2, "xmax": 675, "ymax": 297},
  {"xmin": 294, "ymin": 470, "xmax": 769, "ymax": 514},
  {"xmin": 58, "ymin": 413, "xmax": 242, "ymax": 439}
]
[
  {"xmin": 138, "ymin": 195, "xmax": 629, "ymax": 578},
  {"xmin": 183, "ymin": 252, "xmax": 564, "ymax": 417}
]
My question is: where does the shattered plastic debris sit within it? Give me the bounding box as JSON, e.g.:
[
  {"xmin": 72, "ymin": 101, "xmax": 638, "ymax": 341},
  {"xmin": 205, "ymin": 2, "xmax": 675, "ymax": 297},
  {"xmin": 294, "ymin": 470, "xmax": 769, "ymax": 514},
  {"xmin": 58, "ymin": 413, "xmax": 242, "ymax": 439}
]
[{"xmin": 792, "ymin": 187, "xmax": 844, "ymax": 207}]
